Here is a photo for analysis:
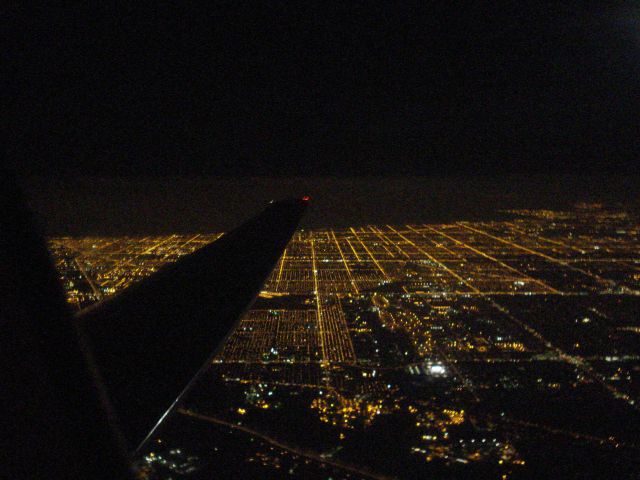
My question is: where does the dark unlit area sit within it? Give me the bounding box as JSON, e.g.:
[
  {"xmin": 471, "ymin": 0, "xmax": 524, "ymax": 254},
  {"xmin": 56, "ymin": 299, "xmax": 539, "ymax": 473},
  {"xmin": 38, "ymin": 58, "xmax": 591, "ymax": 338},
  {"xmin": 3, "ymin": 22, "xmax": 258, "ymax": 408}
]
[{"xmin": 23, "ymin": 175, "xmax": 640, "ymax": 236}]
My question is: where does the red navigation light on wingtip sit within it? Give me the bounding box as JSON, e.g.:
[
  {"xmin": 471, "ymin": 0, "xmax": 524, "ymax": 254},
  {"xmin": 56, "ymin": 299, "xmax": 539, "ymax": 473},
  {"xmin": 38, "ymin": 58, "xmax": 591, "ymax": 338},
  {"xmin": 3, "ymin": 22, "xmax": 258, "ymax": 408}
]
[{"xmin": 302, "ymin": 196, "xmax": 311, "ymax": 202}]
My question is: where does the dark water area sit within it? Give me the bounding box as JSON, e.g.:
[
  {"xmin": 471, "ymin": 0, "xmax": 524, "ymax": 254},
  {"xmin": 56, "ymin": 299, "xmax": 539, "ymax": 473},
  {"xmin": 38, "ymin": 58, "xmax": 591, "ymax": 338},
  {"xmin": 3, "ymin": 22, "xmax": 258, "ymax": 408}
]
[{"xmin": 21, "ymin": 175, "xmax": 640, "ymax": 236}]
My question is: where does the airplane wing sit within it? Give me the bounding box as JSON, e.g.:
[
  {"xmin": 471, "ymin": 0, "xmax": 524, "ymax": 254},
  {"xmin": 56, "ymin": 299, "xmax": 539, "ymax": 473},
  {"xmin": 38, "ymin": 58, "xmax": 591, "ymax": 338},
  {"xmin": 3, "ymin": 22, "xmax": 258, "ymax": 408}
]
[
  {"xmin": 1, "ymin": 168, "xmax": 308, "ymax": 477},
  {"xmin": 76, "ymin": 196, "xmax": 308, "ymax": 452}
]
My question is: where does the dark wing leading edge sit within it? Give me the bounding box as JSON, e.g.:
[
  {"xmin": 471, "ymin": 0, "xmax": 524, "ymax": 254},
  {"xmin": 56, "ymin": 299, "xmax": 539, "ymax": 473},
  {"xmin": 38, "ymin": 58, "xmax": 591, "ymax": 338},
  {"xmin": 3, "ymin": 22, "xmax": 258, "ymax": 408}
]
[{"xmin": 76, "ymin": 197, "xmax": 308, "ymax": 452}]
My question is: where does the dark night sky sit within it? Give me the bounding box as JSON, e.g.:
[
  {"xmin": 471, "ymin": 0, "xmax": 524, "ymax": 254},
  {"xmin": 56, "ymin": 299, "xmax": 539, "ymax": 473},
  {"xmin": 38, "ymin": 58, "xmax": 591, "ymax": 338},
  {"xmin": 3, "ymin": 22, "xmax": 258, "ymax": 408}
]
[{"xmin": 4, "ymin": 3, "xmax": 640, "ymax": 177}]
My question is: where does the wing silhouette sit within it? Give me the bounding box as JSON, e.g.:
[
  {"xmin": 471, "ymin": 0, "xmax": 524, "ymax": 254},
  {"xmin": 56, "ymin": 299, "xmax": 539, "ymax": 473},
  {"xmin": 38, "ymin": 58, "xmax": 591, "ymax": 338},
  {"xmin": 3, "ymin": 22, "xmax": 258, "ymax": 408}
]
[
  {"xmin": 77, "ymin": 197, "xmax": 308, "ymax": 451},
  {"xmin": 1, "ymin": 169, "xmax": 308, "ymax": 477}
]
